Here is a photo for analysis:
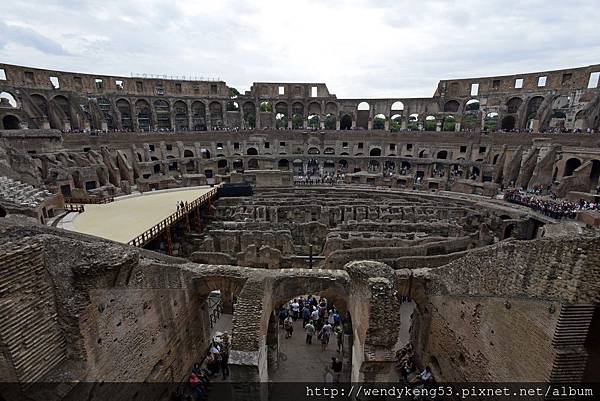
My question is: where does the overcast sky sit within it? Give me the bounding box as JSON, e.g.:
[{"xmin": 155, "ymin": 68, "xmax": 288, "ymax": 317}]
[{"xmin": 1, "ymin": 0, "xmax": 599, "ymax": 98}]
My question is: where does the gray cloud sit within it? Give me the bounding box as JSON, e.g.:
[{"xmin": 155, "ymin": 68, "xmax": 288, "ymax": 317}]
[{"xmin": 0, "ymin": 0, "xmax": 598, "ymax": 98}]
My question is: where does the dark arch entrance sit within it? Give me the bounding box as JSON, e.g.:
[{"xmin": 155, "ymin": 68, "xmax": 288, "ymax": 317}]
[
  {"xmin": 501, "ymin": 115, "xmax": 515, "ymax": 130},
  {"xmin": 0, "ymin": 206, "xmax": 6, "ymax": 217},
  {"xmin": 564, "ymin": 158, "xmax": 582, "ymax": 177},
  {"xmin": 340, "ymin": 114, "xmax": 352, "ymax": 130},
  {"xmin": 2, "ymin": 115, "xmax": 20, "ymax": 129}
]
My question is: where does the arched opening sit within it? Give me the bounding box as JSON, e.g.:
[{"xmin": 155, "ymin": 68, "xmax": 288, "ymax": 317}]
[
  {"xmin": 248, "ymin": 159, "xmax": 259, "ymax": 170},
  {"xmin": 501, "ymin": 115, "xmax": 516, "ymax": 130},
  {"xmin": 324, "ymin": 113, "xmax": 336, "ymax": 130},
  {"xmin": 526, "ymin": 96, "xmax": 544, "ymax": 119},
  {"xmin": 209, "ymin": 102, "xmax": 223, "ymax": 129},
  {"xmin": 369, "ymin": 148, "xmax": 382, "ymax": 157},
  {"xmin": 278, "ymin": 159, "xmax": 289, "ymax": 170},
  {"xmin": 31, "ymin": 94, "xmax": 49, "ymax": 122},
  {"xmin": 233, "ymin": 159, "xmax": 244, "ymax": 171},
  {"xmin": 356, "ymin": 102, "xmax": 370, "ymax": 129},
  {"xmin": 268, "ymin": 292, "xmax": 352, "ymax": 382},
  {"xmin": 174, "ymin": 101, "xmax": 189, "ymax": 131},
  {"xmin": 443, "ymin": 100, "xmax": 460, "ymax": 113},
  {"xmin": 184, "ymin": 149, "xmax": 194, "ymax": 158},
  {"xmin": 153, "ymin": 164, "xmax": 161, "ymax": 174},
  {"xmin": 493, "ymin": 154, "xmax": 500, "ymax": 165},
  {"xmin": 116, "ymin": 99, "xmax": 133, "ymax": 130},
  {"xmin": 590, "ymin": 160, "xmax": 600, "ymax": 189},
  {"xmin": 260, "ymin": 101, "xmax": 273, "ymax": 113},
  {"xmin": 135, "ymin": 99, "xmax": 152, "ymax": 131},
  {"xmin": 465, "ymin": 99, "xmax": 480, "ymax": 111},
  {"xmin": 338, "ymin": 159, "xmax": 348, "ymax": 171},
  {"xmin": 564, "ymin": 158, "xmax": 582, "ymax": 177},
  {"xmin": 308, "ymin": 147, "xmax": 320, "ymax": 155},
  {"xmin": 0, "ymin": 91, "xmax": 18, "ymax": 108},
  {"xmin": 507, "ymin": 97, "xmax": 523, "ymax": 114},
  {"xmin": 247, "ymin": 147, "xmax": 258, "ymax": 156},
  {"xmin": 373, "ymin": 114, "xmax": 386, "ymax": 130},
  {"xmin": 51, "ymin": 95, "xmax": 71, "ymax": 129},
  {"xmin": 391, "ymin": 101, "xmax": 404, "ymax": 112},
  {"xmin": 442, "ymin": 116, "xmax": 456, "ymax": 131},
  {"xmin": 242, "ymin": 101, "xmax": 255, "ymax": 129},
  {"xmin": 368, "ymin": 160, "xmax": 380, "ymax": 172},
  {"xmin": 2, "ymin": 115, "xmax": 20, "ymax": 129},
  {"xmin": 484, "ymin": 112, "xmax": 499, "ymax": 131},
  {"xmin": 323, "ymin": 159, "xmax": 335, "ymax": 173},
  {"xmin": 462, "ymin": 114, "xmax": 478, "ymax": 130},
  {"xmin": 418, "ymin": 149, "xmax": 427, "ymax": 158},
  {"xmin": 340, "ymin": 114, "xmax": 352, "ymax": 130},
  {"xmin": 201, "ymin": 149, "xmax": 211, "ymax": 159},
  {"xmin": 407, "ymin": 114, "xmax": 419, "ymax": 130},
  {"xmin": 293, "ymin": 159, "xmax": 304, "ymax": 175},
  {"xmin": 217, "ymin": 159, "xmax": 228, "ymax": 172},
  {"xmin": 226, "ymin": 101, "xmax": 239, "ymax": 112},
  {"xmin": 384, "ymin": 160, "xmax": 396, "ymax": 174},
  {"xmin": 154, "ymin": 100, "xmax": 171, "ymax": 129},
  {"xmin": 503, "ymin": 224, "xmax": 515, "ymax": 240},
  {"xmin": 324, "ymin": 147, "xmax": 335, "ymax": 155},
  {"xmin": 308, "ymin": 113, "xmax": 320, "ymax": 129},
  {"xmin": 471, "ymin": 166, "xmax": 480, "ymax": 179},
  {"xmin": 424, "ymin": 115, "xmax": 436, "ymax": 131},
  {"xmin": 436, "ymin": 150, "xmax": 448, "ymax": 160},
  {"xmin": 275, "ymin": 102, "xmax": 288, "ymax": 129},
  {"xmin": 390, "ymin": 114, "xmax": 402, "ymax": 132},
  {"xmin": 97, "ymin": 98, "xmax": 113, "ymax": 130}
]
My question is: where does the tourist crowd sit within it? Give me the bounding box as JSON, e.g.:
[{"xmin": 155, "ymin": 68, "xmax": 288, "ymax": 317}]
[{"xmin": 504, "ymin": 190, "xmax": 600, "ymax": 219}]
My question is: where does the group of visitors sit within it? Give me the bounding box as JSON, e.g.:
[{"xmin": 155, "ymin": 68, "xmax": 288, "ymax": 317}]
[
  {"xmin": 278, "ymin": 296, "xmax": 345, "ymax": 353},
  {"xmin": 176, "ymin": 200, "xmax": 190, "ymax": 211},
  {"xmin": 504, "ymin": 189, "xmax": 600, "ymax": 219},
  {"xmin": 394, "ymin": 343, "xmax": 435, "ymax": 385},
  {"xmin": 294, "ymin": 173, "xmax": 344, "ymax": 186}
]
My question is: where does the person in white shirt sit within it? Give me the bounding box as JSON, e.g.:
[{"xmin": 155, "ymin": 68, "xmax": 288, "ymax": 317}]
[{"xmin": 291, "ymin": 299, "xmax": 300, "ymax": 320}]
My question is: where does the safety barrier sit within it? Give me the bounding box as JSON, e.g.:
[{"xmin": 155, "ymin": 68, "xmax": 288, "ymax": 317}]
[{"xmin": 64, "ymin": 196, "xmax": 115, "ymax": 204}]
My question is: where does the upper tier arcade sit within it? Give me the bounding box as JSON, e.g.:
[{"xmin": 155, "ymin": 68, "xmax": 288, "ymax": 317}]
[{"xmin": 0, "ymin": 63, "xmax": 599, "ymax": 133}]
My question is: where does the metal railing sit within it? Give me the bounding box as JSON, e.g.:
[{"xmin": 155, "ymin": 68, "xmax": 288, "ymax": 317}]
[
  {"xmin": 127, "ymin": 186, "xmax": 218, "ymax": 248},
  {"xmin": 64, "ymin": 196, "xmax": 115, "ymax": 204},
  {"xmin": 208, "ymin": 293, "xmax": 224, "ymax": 329}
]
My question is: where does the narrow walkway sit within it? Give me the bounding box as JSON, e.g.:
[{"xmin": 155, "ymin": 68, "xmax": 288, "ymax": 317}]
[{"xmin": 269, "ymin": 318, "xmax": 350, "ymax": 382}]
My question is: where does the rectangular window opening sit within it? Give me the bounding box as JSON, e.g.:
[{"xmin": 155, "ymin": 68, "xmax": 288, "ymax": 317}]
[
  {"xmin": 217, "ymin": 143, "xmax": 223, "ymax": 149},
  {"xmin": 175, "ymin": 83, "xmax": 182, "ymax": 93},
  {"xmin": 537, "ymin": 76, "xmax": 547, "ymax": 87},
  {"xmin": 514, "ymin": 78, "xmax": 524, "ymax": 89},
  {"xmin": 588, "ymin": 72, "xmax": 600, "ymax": 89},
  {"xmin": 562, "ymin": 73, "xmax": 572, "ymax": 84},
  {"xmin": 358, "ymin": 142, "xmax": 363, "ymax": 149},
  {"xmin": 311, "ymin": 86, "xmax": 317, "ymax": 97},
  {"xmin": 0, "ymin": 69, "xmax": 6, "ymax": 80},
  {"xmin": 234, "ymin": 142, "xmax": 240, "ymax": 150},
  {"xmin": 149, "ymin": 144, "xmax": 155, "ymax": 152},
  {"xmin": 470, "ymin": 83, "xmax": 479, "ymax": 96},
  {"xmin": 342, "ymin": 142, "xmax": 348, "ymax": 148},
  {"xmin": 115, "ymin": 80, "xmax": 124, "ymax": 90},
  {"xmin": 265, "ymin": 142, "xmax": 270, "ymax": 149},
  {"xmin": 279, "ymin": 141, "xmax": 286, "ymax": 146},
  {"xmin": 136, "ymin": 81, "xmax": 143, "ymax": 92},
  {"xmin": 211, "ymin": 84, "xmax": 218, "ymax": 94},
  {"xmin": 407, "ymin": 144, "xmax": 413, "ymax": 151},
  {"xmin": 492, "ymin": 80, "xmax": 501, "ymax": 89},
  {"xmin": 73, "ymin": 77, "xmax": 82, "ymax": 89},
  {"xmin": 95, "ymin": 78, "xmax": 103, "ymax": 89},
  {"xmin": 460, "ymin": 145, "xmax": 467, "ymax": 153},
  {"xmin": 166, "ymin": 144, "xmax": 173, "ymax": 151},
  {"xmin": 278, "ymin": 86, "xmax": 285, "ymax": 95},
  {"xmin": 50, "ymin": 76, "xmax": 60, "ymax": 89},
  {"xmin": 479, "ymin": 146, "xmax": 487, "ymax": 154},
  {"xmin": 390, "ymin": 143, "xmax": 396, "ymax": 150}
]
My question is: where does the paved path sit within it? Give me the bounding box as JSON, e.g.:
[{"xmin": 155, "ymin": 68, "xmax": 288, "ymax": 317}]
[
  {"xmin": 70, "ymin": 186, "xmax": 212, "ymax": 243},
  {"xmin": 269, "ymin": 318, "xmax": 350, "ymax": 382}
]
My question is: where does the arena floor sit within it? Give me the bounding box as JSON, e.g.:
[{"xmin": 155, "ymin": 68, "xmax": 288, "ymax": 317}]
[{"xmin": 71, "ymin": 186, "xmax": 213, "ymax": 243}]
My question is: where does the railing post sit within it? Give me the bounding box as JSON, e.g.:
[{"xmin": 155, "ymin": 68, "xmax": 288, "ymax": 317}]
[{"xmin": 164, "ymin": 226, "xmax": 173, "ymax": 255}]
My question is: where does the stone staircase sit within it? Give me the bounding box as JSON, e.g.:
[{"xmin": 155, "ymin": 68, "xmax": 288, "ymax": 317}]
[
  {"xmin": 549, "ymin": 304, "xmax": 595, "ymax": 383},
  {"xmin": 0, "ymin": 242, "xmax": 66, "ymax": 384}
]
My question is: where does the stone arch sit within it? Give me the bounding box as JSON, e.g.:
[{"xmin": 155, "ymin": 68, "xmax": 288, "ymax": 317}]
[
  {"xmin": 242, "ymin": 101, "xmax": 255, "ymax": 128},
  {"xmin": 526, "ymin": 96, "xmax": 544, "ymax": 118},
  {"xmin": 324, "ymin": 113, "xmax": 336, "ymax": 130},
  {"xmin": 184, "ymin": 149, "xmax": 194, "ymax": 158},
  {"xmin": 307, "ymin": 113, "xmax": 320, "ymax": 129},
  {"xmin": 465, "ymin": 99, "xmax": 480, "ymax": 111},
  {"xmin": 116, "ymin": 99, "xmax": 133, "ymax": 130},
  {"xmin": 442, "ymin": 115, "xmax": 456, "ymax": 131},
  {"xmin": 325, "ymin": 102, "xmax": 338, "ymax": 115},
  {"xmin": 356, "ymin": 102, "xmax": 370, "ymax": 129},
  {"xmin": 278, "ymin": 159, "xmax": 289, "ymax": 170},
  {"xmin": 247, "ymin": 159, "xmax": 259, "ymax": 169},
  {"xmin": 307, "ymin": 147, "xmax": 320, "ymax": 155},
  {"xmin": 153, "ymin": 99, "xmax": 171, "ymax": 129},
  {"xmin": 324, "ymin": 147, "xmax": 335, "ymax": 155},
  {"xmin": 31, "ymin": 94, "xmax": 49, "ymax": 118},
  {"xmin": 436, "ymin": 150, "xmax": 448, "ymax": 160},
  {"xmin": 209, "ymin": 101, "xmax": 223, "ymax": 129},
  {"xmin": 307, "ymin": 101, "xmax": 321, "ymax": 115},
  {"xmin": 424, "ymin": 115, "xmax": 437, "ymax": 131},
  {"xmin": 2, "ymin": 115, "xmax": 20, "ymax": 129},
  {"xmin": 247, "ymin": 147, "xmax": 258, "ymax": 156},
  {"xmin": 292, "ymin": 102, "xmax": 304, "ymax": 129},
  {"xmin": 369, "ymin": 148, "xmax": 382, "ymax": 157},
  {"xmin": 564, "ymin": 158, "xmax": 581, "ymax": 177},
  {"xmin": 135, "ymin": 99, "xmax": 152, "ymax": 131},
  {"xmin": 501, "ymin": 115, "xmax": 516, "ymax": 130},
  {"xmin": 259, "ymin": 101, "xmax": 272, "ymax": 112},
  {"xmin": 373, "ymin": 114, "xmax": 386, "ymax": 130},
  {"xmin": 340, "ymin": 114, "xmax": 352, "ymax": 130},
  {"xmin": 507, "ymin": 97, "xmax": 523, "ymax": 114},
  {"xmin": 226, "ymin": 101, "xmax": 239, "ymax": 112},
  {"xmin": 443, "ymin": 100, "xmax": 460, "ymax": 113},
  {"xmin": 174, "ymin": 100, "xmax": 189, "ymax": 131},
  {"xmin": 0, "ymin": 91, "xmax": 18, "ymax": 108},
  {"xmin": 391, "ymin": 101, "xmax": 404, "ymax": 112},
  {"xmin": 50, "ymin": 95, "xmax": 71, "ymax": 129}
]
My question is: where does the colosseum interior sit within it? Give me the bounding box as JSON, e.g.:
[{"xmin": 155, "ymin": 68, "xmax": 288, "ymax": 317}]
[{"xmin": 0, "ymin": 61, "xmax": 599, "ymax": 400}]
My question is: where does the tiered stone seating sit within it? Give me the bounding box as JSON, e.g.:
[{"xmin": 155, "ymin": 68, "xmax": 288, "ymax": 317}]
[{"xmin": 0, "ymin": 176, "xmax": 51, "ymax": 208}]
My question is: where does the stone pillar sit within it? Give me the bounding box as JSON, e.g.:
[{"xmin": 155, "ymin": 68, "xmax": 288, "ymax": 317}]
[
  {"xmin": 336, "ymin": 119, "xmax": 341, "ymax": 130},
  {"xmin": 436, "ymin": 121, "xmax": 442, "ymax": 131},
  {"xmin": 384, "ymin": 119, "xmax": 390, "ymax": 131}
]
